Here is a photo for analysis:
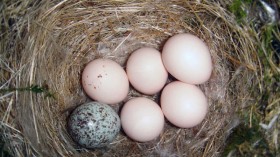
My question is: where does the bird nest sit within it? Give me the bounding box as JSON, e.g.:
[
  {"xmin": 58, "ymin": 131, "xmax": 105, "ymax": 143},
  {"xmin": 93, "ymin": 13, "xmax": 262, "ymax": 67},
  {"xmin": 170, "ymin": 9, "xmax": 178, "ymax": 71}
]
[{"xmin": 2, "ymin": 0, "xmax": 276, "ymax": 157}]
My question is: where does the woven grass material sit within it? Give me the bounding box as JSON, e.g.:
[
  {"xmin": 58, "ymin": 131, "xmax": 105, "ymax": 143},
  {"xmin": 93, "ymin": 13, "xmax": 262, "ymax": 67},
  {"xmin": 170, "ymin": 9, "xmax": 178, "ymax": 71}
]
[{"xmin": 1, "ymin": 0, "xmax": 263, "ymax": 156}]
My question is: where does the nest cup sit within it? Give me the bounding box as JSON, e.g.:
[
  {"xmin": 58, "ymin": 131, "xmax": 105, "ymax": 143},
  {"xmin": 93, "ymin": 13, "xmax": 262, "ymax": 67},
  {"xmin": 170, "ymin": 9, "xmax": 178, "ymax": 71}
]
[{"xmin": 2, "ymin": 0, "xmax": 260, "ymax": 156}]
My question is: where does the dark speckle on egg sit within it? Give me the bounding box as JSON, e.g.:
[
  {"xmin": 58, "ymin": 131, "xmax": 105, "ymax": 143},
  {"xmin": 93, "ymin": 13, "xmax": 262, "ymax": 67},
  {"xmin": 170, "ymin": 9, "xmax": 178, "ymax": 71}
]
[{"xmin": 67, "ymin": 102, "xmax": 121, "ymax": 149}]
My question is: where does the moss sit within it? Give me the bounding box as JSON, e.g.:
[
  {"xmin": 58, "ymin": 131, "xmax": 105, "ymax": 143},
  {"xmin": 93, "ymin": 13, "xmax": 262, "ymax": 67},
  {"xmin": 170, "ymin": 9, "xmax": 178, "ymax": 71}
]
[
  {"xmin": 0, "ymin": 137, "xmax": 12, "ymax": 157},
  {"xmin": 259, "ymin": 24, "xmax": 280, "ymax": 68},
  {"xmin": 259, "ymin": 24, "xmax": 280, "ymax": 102},
  {"xmin": 223, "ymin": 122, "xmax": 273, "ymax": 156},
  {"xmin": 224, "ymin": 5, "xmax": 280, "ymax": 154},
  {"xmin": 229, "ymin": 0, "xmax": 252, "ymax": 24}
]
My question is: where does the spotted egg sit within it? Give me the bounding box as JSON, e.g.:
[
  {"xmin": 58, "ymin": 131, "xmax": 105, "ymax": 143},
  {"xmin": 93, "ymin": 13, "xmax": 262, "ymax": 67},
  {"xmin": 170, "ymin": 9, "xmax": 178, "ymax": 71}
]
[{"xmin": 67, "ymin": 102, "xmax": 120, "ymax": 149}]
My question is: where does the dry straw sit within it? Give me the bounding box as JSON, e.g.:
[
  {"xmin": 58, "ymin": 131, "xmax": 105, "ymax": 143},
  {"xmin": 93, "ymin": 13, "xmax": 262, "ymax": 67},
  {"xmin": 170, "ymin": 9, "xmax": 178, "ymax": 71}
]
[{"xmin": 1, "ymin": 0, "xmax": 276, "ymax": 157}]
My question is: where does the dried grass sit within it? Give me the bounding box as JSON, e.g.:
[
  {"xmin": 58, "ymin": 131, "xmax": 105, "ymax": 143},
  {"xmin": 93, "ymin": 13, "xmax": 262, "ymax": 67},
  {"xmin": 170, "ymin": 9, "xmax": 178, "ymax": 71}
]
[{"xmin": 0, "ymin": 0, "xmax": 277, "ymax": 157}]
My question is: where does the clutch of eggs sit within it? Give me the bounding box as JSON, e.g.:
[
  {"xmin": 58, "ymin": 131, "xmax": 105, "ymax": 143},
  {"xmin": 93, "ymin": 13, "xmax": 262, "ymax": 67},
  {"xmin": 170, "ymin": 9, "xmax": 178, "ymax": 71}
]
[
  {"xmin": 76, "ymin": 33, "xmax": 212, "ymax": 144},
  {"xmin": 125, "ymin": 32, "xmax": 211, "ymax": 124}
]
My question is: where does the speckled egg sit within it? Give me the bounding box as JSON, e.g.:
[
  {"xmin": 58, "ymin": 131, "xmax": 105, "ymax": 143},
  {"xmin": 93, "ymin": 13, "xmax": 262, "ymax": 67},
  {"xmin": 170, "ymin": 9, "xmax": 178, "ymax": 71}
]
[{"xmin": 67, "ymin": 102, "xmax": 121, "ymax": 149}]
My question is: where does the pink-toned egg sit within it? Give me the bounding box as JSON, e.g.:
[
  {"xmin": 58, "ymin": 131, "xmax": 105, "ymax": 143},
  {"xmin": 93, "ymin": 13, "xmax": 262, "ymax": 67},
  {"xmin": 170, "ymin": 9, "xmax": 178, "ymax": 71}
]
[
  {"xmin": 121, "ymin": 97, "xmax": 164, "ymax": 142},
  {"xmin": 82, "ymin": 59, "xmax": 129, "ymax": 105},
  {"xmin": 126, "ymin": 47, "xmax": 168, "ymax": 95},
  {"xmin": 162, "ymin": 33, "xmax": 212, "ymax": 84},
  {"xmin": 161, "ymin": 81, "xmax": 208, "ymax": 128}
]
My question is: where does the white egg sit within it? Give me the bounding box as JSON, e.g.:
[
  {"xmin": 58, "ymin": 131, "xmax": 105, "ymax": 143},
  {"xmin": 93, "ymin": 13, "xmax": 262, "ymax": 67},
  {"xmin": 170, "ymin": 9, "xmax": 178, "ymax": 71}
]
[
  {"xmin": 161, "ymin": 81, "xmax": 208, "ymax": 128},
  {"xmin": 121, "ymin": 97, "xmax": 164, "ymax": 142},
  {"xmin": 126, "ymin": 47, "xmax": 168, "ymax": 95},
  {"xmin": 82, "ymin": 59, "xmax": 129, "ymax": 104},
  {"xmin": 162, "ymin": 33, "xmax": 212, "ymax": 84}
]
